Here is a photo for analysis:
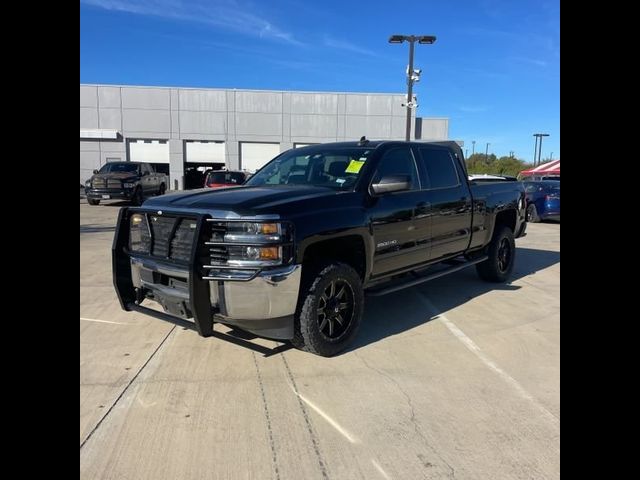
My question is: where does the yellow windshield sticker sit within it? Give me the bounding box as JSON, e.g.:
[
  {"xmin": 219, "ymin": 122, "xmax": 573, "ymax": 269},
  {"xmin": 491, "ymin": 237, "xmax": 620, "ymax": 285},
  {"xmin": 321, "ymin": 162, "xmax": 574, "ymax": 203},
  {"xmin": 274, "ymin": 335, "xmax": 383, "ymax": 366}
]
[{"xmin": 345, "ymin": 159, "xmax": 365, "ymax": 174}]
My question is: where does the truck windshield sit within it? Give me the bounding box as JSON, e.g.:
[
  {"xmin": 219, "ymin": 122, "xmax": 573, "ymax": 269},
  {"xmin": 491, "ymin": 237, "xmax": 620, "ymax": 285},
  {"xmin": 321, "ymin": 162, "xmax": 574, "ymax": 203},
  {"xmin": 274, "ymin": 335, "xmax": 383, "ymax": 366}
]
[
  {"xmin": 244, "ymin": 147, "xmax": 374, "ymax": 190},
  {"xmin": 98, "ymin": 163, "xmax": 139, "ymax": 173}
]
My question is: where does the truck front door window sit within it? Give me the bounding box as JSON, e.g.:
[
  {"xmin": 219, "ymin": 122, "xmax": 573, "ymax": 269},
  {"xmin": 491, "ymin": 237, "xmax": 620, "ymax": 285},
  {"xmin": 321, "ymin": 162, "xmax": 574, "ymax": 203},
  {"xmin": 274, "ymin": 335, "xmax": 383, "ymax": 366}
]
[{"xmin": 371, "ymin": 147, "xmax": 419, "ymax": 190}]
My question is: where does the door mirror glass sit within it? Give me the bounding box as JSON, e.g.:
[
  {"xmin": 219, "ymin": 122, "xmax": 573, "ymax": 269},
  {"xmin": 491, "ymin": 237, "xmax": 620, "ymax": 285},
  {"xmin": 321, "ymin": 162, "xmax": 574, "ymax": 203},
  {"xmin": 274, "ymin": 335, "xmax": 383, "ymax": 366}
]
[{"xmin": 93, "ymin": 169, "xmax": 99, "ymax": 174}]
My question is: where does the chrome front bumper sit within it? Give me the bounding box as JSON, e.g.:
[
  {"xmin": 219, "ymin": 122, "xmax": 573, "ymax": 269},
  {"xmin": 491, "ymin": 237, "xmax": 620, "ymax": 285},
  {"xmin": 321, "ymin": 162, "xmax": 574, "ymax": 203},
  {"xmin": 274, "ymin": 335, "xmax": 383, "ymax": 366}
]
[
  {"xmin": 130, "ymin": 256, "xmax": 302, "ymax": 339},
  {"xmin": 208, "ymin": 265, "xmax": 302, "ymax": 320}
]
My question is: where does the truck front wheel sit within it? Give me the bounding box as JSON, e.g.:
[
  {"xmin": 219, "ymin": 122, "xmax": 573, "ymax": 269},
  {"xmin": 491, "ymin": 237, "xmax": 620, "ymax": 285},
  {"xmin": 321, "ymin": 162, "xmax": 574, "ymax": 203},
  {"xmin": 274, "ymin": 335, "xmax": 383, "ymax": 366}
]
[
  {"xmin": 132, "ymin": 187, "xmax": 144, "ymax": 206},
  {"xmin": 476, "ymin": 226, "xmax": 516, "ymax": 282},
  {"xmin": 292, "ymin": 263, "xmax": 364, "ymax": 357},
  {"xmin": 87, "ymin": 198, "xmax": 100, "ymax": 206}
]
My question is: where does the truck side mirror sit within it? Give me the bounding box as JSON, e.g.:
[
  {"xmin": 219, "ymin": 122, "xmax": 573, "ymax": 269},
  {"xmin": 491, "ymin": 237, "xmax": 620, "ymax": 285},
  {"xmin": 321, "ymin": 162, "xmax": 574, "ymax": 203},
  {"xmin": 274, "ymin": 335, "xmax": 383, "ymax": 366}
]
[
  {"xmin": 370, "ymin": 175, "xmax": 412, "ymax": 195},
  {"xmin": 93, "ymin": 169, "xmax": 99, "ymax": 174}
]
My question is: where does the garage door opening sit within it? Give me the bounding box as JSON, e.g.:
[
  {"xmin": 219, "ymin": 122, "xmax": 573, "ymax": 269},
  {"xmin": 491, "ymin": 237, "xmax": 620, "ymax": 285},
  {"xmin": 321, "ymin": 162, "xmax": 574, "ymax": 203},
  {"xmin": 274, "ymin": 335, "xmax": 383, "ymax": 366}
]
[
  {"xmin": 240, "ymin": 142, "xmax": 281, "ymax": 173},
  {"xmin": 128, "ymin": 139, "xmax": 169, "ymax": 163},
  {"xmin": 184, "ymin": 141, "xmax": 226, "ymax": 189}
]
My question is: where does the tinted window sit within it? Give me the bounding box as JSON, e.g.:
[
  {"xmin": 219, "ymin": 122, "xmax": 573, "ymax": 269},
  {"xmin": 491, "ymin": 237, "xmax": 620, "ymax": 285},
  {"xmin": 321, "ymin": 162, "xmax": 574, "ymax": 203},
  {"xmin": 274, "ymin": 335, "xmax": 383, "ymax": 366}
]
[
  {"xmin": 207, "ymin": 172, "xmax": 246, "ymax": 184},
  {"xmin": 372, "ymin": 148, "xmax": 419, "ymax": 190},
  {"xmin": 418, "ymin": 148, "xmax": 459, "ymax": 189},
  {"xmin": 524, "ymin": 183, "xmax": 539, "ymax": 193}
]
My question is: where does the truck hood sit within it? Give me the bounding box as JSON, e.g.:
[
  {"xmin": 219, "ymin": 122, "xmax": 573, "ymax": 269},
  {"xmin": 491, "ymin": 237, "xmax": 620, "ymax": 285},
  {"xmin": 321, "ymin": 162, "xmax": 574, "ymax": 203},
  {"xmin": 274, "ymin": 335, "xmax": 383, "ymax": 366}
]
[
  {"xmin": 92, "ymin": 172, "xmax": 138, "ymax": 181},
  {"xmin": 142, "ymin": 185, "xmax": 340, "ymax": 215}
]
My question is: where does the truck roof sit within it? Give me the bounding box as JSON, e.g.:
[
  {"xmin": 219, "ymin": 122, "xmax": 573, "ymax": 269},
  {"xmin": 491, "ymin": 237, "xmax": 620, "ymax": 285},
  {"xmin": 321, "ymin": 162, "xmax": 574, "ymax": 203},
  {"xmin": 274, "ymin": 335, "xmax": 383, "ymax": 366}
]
[{"xmin": 295, "ymin": 140, "xmax": 462, "ymax": 150}]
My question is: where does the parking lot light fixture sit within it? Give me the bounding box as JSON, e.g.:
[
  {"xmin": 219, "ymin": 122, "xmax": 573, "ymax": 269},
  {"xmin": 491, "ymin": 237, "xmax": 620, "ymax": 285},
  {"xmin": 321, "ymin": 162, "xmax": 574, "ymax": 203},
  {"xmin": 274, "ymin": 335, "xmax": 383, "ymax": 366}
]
[
  {"xmin": 388, "ymin": 34, "xmax": 437, "ymax": 141},
  {"xmin": 533, "ymin": 133, "xmax": 550, "ymax": 165}
]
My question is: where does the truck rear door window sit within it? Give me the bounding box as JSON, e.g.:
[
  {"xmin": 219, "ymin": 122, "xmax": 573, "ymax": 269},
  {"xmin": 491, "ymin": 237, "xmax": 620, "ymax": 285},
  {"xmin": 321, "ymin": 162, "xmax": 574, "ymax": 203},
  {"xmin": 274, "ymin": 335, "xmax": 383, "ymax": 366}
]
[{"xmin": 418, "ymin": 148, "xmax": 460, "ymax": 189}]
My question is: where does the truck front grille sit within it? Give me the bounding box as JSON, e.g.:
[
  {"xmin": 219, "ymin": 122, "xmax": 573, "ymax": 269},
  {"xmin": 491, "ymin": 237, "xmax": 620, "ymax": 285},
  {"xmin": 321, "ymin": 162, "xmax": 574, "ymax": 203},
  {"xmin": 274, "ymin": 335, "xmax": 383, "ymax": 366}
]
[
  {"xmin": 206, "ymin": 221, "xmax": 229, "ymax": 265},
  {"xmin": 92, "ymin": 178, "xmax": 122, "ymax": 189},
  {"xmin": 143, "ymin": 215, "xmax": 197, "ymax": 262}
]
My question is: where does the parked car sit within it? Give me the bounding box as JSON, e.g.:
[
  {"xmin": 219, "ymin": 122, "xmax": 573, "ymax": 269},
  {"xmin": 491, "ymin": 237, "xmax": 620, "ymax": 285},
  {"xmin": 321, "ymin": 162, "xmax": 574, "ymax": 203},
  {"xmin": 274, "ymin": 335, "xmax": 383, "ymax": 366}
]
[
  {"xmin": 84, "ymin": 161, "xmax": 168, "ymax": 206},
  {"xmin": 113, "ymin": 140, "xmax": 527, "ymax": 356},
  {"xmin": 204, "ymin": 170, "xmax": 250, "ymax": 188},
  {"xmin": 469, "ymin": 174, "xmax": 518, "ymax": 182},
  {"xmin": 523, "ymin": 180, "xmax": 560, "ymax": 222}
]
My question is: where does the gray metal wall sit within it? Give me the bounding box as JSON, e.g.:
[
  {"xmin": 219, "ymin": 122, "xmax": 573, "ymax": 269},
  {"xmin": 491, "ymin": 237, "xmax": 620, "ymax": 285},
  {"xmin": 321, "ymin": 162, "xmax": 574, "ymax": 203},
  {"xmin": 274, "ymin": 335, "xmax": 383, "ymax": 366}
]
[{"xmin": 80, "ymin": 84, "xmax": 449, "ymax": 188}]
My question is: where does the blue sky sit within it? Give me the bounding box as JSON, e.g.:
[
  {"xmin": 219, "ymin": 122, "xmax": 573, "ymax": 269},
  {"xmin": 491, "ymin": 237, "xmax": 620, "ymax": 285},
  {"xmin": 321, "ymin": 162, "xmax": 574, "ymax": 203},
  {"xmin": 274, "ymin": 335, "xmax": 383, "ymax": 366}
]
[{"xmin": 80, "ymin": 0, "xmax": 559, "ymax": 162}]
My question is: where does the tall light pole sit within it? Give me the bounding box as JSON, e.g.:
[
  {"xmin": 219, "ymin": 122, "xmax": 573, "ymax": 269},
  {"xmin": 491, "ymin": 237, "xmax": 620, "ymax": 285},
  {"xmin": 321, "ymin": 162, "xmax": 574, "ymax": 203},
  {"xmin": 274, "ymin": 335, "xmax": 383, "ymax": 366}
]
[
  {"xmin": 472, "ymin": 140, "xmax": 476, "ymax": 155},
  {"xmin": 533, "ymin": 135, "xmax": 539, "ymax": 166},
  {"xmin": 485, "ymin": 142, "xmax": 490, "ymax": 157},
  {"xmin": 533, "ymin": 133, "xmax": 549, "ymax": 165},
  {"xmin": 389, "ymin": 34, "xmax": 437, "ymax": 141}
]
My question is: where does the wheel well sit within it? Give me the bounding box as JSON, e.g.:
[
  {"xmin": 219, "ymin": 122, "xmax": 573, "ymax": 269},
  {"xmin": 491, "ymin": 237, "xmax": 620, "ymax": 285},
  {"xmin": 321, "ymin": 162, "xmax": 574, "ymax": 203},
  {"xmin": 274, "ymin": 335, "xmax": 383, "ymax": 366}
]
[
  {"xmin": 494, "ymin": 209, "xmax": 517, "ymax": 233},
  {"xmin": 302, "ymin": 236, "xmax": 366, "ymax": 281}
]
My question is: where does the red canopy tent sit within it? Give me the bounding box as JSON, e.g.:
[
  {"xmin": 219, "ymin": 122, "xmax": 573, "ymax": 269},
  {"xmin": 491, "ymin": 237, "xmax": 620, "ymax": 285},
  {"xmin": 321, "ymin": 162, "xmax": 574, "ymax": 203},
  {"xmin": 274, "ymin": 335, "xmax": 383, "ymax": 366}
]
[{"xmin": 520, "ymin": 159, "xmax": 560, "ymax": 177}]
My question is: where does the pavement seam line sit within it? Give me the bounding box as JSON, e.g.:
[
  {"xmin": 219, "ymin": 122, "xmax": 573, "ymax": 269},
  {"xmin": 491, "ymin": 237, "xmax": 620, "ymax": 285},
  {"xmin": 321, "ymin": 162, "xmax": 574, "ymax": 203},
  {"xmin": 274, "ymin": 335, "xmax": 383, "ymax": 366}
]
[
  {"xmin": 420, "ymin": 295, "xmax": 560, "ymax": 430},
  {"xmin": 280, "ymin": 354, "xmax": 330, "ymax": 480},
  {"xmin": 252, "ymin": 352, "xmax": 281, "ymax": 480},
  {"xmin": 80, "ymin": 325, "xmax": 177, "ymax": 450},
  {"xmin": 354, "ymin": 351, "xmax": 456, "ymax": 479}
]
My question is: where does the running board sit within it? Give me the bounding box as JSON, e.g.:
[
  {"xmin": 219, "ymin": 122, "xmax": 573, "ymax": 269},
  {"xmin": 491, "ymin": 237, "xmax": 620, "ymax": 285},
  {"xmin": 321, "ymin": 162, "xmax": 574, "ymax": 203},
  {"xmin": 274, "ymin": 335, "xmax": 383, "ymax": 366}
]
[{"xmin": 365, "ymin": 255, "xmax": 488, "ymax": 297}]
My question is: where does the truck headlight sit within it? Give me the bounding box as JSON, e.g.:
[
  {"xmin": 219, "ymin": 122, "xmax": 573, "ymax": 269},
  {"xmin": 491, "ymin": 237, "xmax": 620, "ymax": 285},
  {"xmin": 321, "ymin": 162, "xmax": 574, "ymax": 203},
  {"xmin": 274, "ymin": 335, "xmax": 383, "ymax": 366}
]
[
  {"xmin": 124, "ymin": 183, "xmax": 136, "ymax": 188},
  {"xmin": 206, "ymin": 221, "xmax": 291, "ymax": 267},
  {"xmin": 225, "ymin": 245, "xmax": 282, "ymax": 266},
  {"xmin": 129, "ymin": 213, "xmax": 151, "ymax": 253}
]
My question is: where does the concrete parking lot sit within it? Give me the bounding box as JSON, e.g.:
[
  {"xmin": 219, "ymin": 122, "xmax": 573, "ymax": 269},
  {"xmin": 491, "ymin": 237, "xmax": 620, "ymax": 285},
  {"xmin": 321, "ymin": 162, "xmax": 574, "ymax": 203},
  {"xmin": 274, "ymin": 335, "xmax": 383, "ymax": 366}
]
[{"xmin": 80, "ymin": 199, "xmax": 560, "ymax": 480}]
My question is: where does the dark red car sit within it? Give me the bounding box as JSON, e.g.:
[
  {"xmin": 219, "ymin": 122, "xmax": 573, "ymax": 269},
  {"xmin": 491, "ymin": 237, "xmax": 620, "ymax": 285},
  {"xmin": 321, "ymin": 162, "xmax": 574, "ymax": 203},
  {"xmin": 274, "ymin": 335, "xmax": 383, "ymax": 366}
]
[{"xmin": 204, "ymin": 170, "xmax": 250, "ymax": 188}]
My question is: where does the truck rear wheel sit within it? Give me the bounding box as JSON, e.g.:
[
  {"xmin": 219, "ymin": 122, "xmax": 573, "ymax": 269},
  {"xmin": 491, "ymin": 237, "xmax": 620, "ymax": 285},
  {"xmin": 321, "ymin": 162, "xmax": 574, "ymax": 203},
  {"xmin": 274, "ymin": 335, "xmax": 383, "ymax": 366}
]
[
  {"xmin": 292, "ymin": 263, "xmax": 364, "ymax": 357},
  {"xmin": 87, "ymin": 198, "xmax": 100, "ymax": 206},
  {"xmin": 158, "ymin": 183, "xmax": 166, "ymax": 196},
  {"xmin": 476, "ymin": 226, "xmax": 515, "ymax": 282},
  {"xmin": 526, "ymin": 204, "xmax": 539, "ymax": 223}
]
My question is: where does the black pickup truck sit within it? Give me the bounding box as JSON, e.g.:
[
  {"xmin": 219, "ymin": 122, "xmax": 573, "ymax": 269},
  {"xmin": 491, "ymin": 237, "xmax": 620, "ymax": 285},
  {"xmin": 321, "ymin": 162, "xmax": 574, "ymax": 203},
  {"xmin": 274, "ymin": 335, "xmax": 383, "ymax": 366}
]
[
  {"xmin": 113, "ymin": 140, "xmax": 526, "ymax": 356},
  {"xmin": 85, "ymin": 161, "xmax": 168, "ymax": 206}
]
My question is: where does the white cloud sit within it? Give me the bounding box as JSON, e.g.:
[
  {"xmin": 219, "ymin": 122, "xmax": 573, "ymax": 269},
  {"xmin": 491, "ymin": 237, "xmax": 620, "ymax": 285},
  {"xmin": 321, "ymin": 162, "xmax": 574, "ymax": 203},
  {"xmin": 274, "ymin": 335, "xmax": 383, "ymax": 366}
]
[
  {"xmin": 512, "ymin": 57, "xmax": 548, "ymax": 67},
  {"xmin": 81, "ymin": 0, "xmax": 303, "ymax": 46},
  {"xmin": 323, "ymin": 36, "xmax": 376, "ymax": 56}
]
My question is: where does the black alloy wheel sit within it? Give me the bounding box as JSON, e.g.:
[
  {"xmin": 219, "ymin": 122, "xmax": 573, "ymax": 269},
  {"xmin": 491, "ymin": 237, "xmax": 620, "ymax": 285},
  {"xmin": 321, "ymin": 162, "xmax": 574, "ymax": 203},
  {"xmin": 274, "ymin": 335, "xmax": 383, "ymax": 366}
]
[{"xmin": 317, "ymin": 279, "xmax": 355, "ymax": 340}]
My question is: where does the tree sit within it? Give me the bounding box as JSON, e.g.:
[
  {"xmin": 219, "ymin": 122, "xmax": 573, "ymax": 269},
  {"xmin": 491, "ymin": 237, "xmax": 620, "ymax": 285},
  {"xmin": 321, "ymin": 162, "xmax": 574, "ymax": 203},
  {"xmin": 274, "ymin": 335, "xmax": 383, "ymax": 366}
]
[{"xmin": 466, "ymin": 154, "xmax": 532, "ymax": 177}]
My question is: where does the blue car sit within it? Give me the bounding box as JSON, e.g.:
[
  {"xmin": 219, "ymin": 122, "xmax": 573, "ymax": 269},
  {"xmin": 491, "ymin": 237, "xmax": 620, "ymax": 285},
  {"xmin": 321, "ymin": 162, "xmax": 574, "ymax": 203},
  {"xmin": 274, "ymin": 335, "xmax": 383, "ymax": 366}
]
[{"xmin": 523, "ymin": 180, "xmax": 560, "ymax": 222}]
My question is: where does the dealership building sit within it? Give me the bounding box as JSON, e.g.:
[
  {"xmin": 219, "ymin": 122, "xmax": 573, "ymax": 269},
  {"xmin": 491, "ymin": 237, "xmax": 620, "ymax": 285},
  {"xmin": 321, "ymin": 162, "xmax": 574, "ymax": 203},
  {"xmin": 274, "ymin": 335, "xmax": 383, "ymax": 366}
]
[{"xmin": 80, "ymin": 84, "xmax": 449, "ymax": 189}]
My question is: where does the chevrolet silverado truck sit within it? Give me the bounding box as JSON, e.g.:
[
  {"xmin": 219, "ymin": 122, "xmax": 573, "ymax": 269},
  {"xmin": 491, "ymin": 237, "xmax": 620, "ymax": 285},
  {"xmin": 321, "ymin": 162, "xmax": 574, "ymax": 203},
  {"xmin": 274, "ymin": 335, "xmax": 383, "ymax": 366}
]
[
  {"xmin": 113, "ymin": 140, "xmax": 526, "ymax": 356},
  {"xmin": 85, "ymin": 161, "xmax": 167, "ymax": 206}
]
